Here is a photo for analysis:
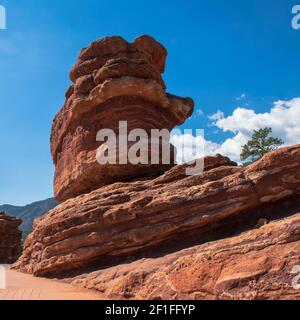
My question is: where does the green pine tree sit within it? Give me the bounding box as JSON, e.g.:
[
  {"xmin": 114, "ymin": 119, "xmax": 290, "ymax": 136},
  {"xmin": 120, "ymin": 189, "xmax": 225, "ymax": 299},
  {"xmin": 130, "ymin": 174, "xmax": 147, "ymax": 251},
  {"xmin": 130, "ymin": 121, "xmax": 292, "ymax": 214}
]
[{"xmin": 240, "ymin": 127, "xmax": 284, "ymax": 163}]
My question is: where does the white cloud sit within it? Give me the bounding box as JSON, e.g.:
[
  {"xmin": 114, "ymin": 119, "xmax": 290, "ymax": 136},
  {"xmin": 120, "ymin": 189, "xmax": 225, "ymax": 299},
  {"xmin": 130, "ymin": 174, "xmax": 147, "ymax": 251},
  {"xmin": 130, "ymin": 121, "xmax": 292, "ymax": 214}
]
[
  {"xmin": 236, "ymin": 93, "xmax": 246, "ymax": 101},
  {"xmin": 171, "ymin": 133, "xmax": 220, "ymax": 163},
  {"xmin": 216, "ymin": 98, "xmax": 300, "ymax": 144},
  {"xmin": 208, "ymin": 110, "xmax": 225, "ymax": 122},
  {"xmin": 172, "ymin": 97, "xmax": 300, "ymax": 164},
  {"xmin": 196, "ymin": 109, "xmax": 204, "ymax": 116}
]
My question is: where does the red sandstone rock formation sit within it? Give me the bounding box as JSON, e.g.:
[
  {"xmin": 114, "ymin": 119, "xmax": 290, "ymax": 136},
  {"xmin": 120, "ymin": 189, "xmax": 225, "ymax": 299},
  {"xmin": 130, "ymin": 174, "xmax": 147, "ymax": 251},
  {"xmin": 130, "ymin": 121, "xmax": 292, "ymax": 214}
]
[
  {"xmin": 13, "ymin": 35, "xmax": 300, "ymax": 300},
  {"xmin": 13, "ymin": 145, "xmax": 300, "ymax": 281},
  {"xmin": 51, "ymin": 35, "xmax": 194, "ymax": 202},
  {"xmin": 0, "ymin": 212, "xmax": 22, "ymax": 263},
  {"xmin": 68, "ymin": 212, "xmax": 300, "ymax": 300}
]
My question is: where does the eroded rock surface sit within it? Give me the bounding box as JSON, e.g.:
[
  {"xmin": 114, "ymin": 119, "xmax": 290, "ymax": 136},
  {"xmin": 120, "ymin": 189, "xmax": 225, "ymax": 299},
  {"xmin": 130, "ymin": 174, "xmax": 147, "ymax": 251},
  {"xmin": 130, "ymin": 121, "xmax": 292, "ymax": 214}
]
[
  {"xmin": 0, "ymin": 212, "xmax": 22, "ymax": 263},
  {"xmin": 51, "ymin": 35, "xmax": 194, "ymax": 201},
  {"xmin": 13, "ymin": 145, "xmax": 300, "ymax": 279},
  {"xmin": 67, "ymin": 211, "xmax": 300, "ymax": 300}
]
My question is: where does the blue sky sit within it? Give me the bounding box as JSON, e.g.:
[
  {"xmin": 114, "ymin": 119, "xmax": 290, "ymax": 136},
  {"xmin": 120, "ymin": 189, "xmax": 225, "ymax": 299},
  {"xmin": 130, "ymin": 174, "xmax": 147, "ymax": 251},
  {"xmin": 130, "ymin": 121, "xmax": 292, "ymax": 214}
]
[{"xmin": 0, "ymin": 0, "xmax": 299, "ymax": 205}]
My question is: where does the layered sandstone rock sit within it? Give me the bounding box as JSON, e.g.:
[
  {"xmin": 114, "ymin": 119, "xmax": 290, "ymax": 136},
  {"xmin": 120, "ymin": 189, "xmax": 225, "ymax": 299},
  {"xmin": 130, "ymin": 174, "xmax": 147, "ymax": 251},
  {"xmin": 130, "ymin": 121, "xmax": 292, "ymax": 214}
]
[
  {"xmin": 67, "ymin": 211, "xmax": 300, "ymax": 300},
  {"xmin": 13, "ymin": 145, "xmax": 300, "ymax": 278},
  {"xmin": 10, "ymin": 33, "xmax": 300, "ymax": 300},
  {"xmin": 51, "ymin": 35, "xmax": 194, "ymax": 201},
  {"xmin": 0, "ymin": 212, "xmax": 22, "ymax": 263}
]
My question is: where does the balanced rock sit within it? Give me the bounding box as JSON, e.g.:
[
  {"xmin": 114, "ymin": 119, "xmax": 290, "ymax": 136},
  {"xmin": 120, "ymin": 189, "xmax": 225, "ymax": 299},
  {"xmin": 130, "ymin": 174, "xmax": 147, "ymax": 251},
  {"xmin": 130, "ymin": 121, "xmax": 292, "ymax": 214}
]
[
  {"xmin": 0, "ymin": 212, "xmax": 22, "ymax": 263},
  {"xmin": 13, "ymin": 145, "xmax": 300, "ymax": 277},
  {"xmin": 51, "ymin": 35, "xmax": 194, "ymax": 202}
]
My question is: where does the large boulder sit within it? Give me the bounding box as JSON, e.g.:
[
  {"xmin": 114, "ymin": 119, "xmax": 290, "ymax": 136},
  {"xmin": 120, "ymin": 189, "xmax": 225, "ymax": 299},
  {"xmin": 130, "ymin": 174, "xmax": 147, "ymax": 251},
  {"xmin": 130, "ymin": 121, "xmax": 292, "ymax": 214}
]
[
  {"xmin": 68, "ymin": 210, "xmax": 300, "ymax": 300},
  {"xmin": 51, "ymin": 35, "xmax": 194, "ymax": 202},
  {"xmin": 0, "ymin": 212, "xmax": 22, "ymax": 264},
  {"xmin": 13, "ymin": 145, "xmax": 300, "ymax": 277}
]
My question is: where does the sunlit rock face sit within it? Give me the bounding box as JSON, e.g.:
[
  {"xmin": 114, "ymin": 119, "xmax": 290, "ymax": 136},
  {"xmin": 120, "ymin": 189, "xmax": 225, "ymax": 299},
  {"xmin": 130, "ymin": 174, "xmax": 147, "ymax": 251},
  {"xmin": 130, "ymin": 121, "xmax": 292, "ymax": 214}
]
[
  {"xmin": 12, "ymin": 33, "xmax": 300, "ymax": 301},
  {"xmin": 13, "ymin": 145, "xmax": 300, "ymax": 282},
  {"xmin": 51, "ymin": 35, "xmax": 194, "ymax": 202}
]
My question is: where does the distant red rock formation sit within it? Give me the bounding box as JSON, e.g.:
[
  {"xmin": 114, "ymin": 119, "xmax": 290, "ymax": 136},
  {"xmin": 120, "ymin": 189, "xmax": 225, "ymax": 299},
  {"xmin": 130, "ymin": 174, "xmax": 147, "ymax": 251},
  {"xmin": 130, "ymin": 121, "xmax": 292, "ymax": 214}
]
[
  {"xmin": 0, "ymin": 212, "xmax": 22, "ymax": 263},
  {"xmin": 51, "ymin": 35, "xmax": 194, "ymax": 202}
]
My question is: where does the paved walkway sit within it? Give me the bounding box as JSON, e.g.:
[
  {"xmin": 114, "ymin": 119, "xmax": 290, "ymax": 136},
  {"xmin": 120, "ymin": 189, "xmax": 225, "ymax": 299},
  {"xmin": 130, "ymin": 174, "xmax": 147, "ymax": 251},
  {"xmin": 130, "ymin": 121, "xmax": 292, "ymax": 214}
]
[{"xmin": 0, "ymin": 268, "xmax": 105, "ymax": 300}]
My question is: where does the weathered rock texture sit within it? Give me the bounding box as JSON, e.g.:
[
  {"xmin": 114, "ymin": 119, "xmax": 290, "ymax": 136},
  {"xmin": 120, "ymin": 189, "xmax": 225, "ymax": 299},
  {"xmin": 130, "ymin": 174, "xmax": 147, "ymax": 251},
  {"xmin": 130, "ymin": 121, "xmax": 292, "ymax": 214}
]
[
  {"xmin": 13, "ymin": 145, "xmax": 300, "ymax": 282},
  {"xmin": 51, "ymin": 35, "xmax": 194, "ymax": 201},
  {"xmin": 0, "ymin": 212, "xmax": 22, "ymax": 263},
  {"xmin": 67, "ymin": 212, "xmax": 300, "ymax": 300}
]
